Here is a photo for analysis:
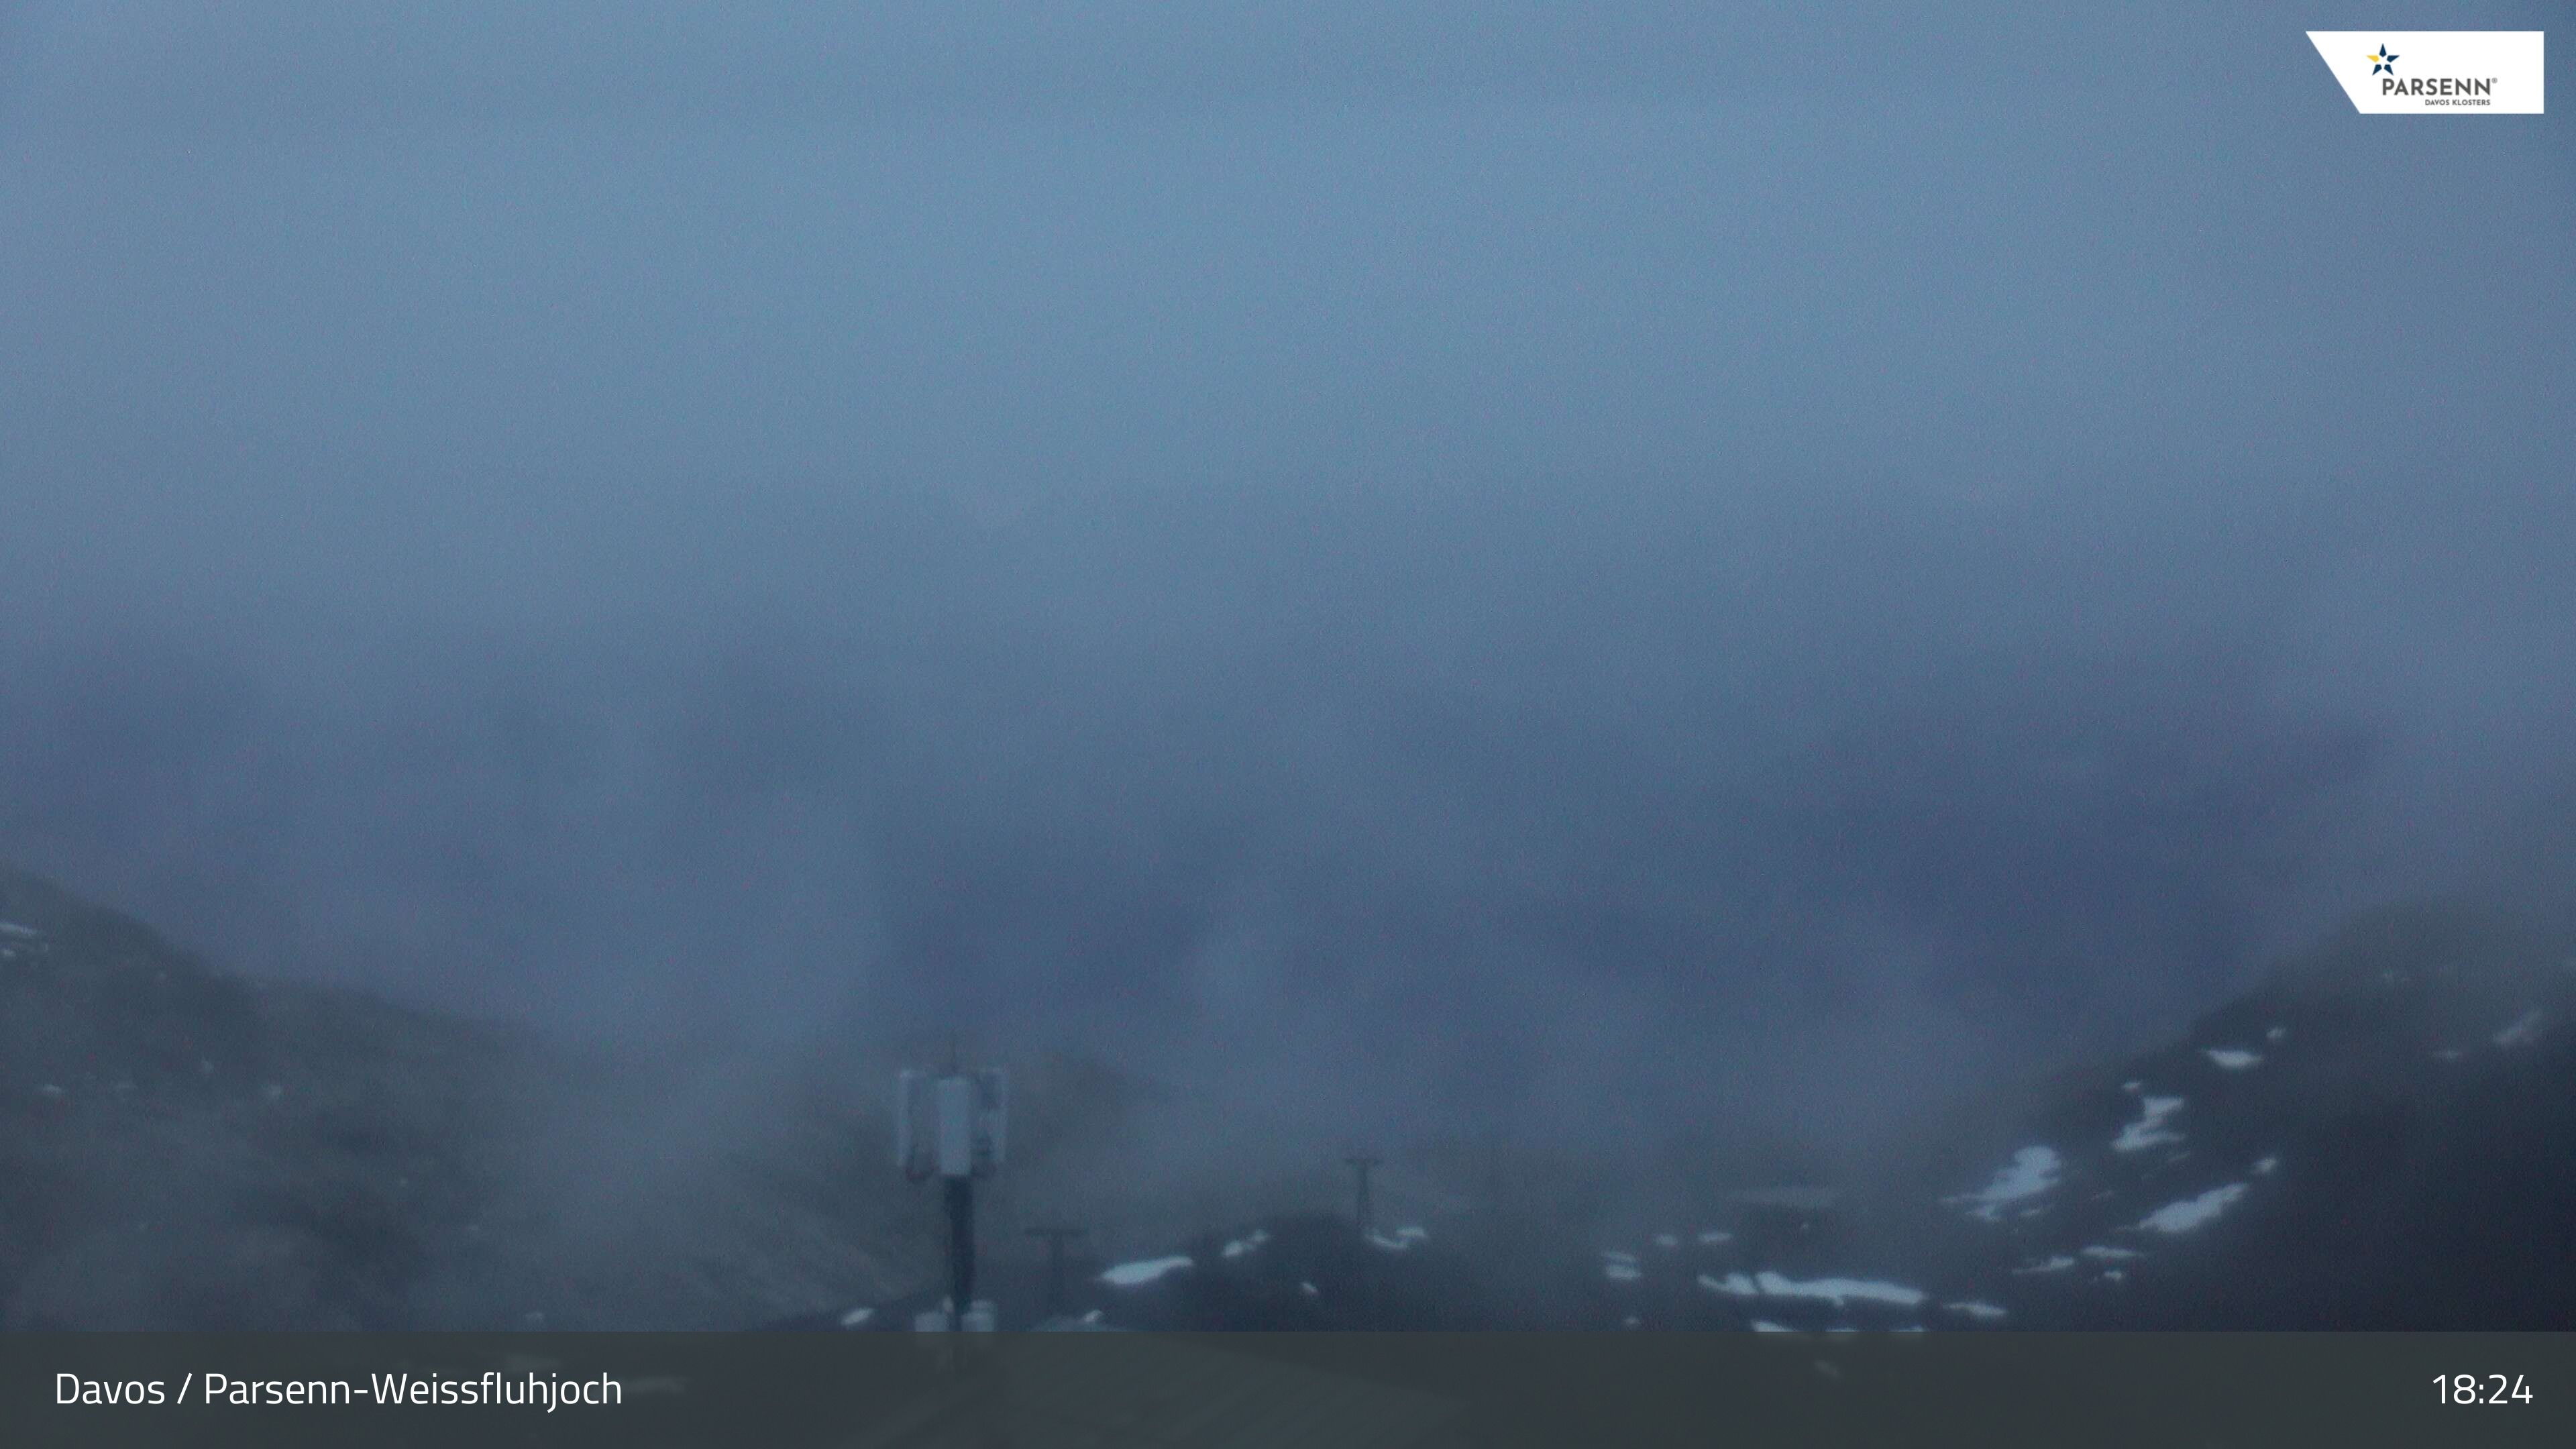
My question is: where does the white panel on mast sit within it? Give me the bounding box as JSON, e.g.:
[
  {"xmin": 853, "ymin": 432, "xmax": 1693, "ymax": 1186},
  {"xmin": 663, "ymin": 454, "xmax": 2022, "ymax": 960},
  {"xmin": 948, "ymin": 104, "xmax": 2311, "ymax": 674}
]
[{"xmin": 936, "ymin": 1074, "xmax": 976, "ymax": 1177}]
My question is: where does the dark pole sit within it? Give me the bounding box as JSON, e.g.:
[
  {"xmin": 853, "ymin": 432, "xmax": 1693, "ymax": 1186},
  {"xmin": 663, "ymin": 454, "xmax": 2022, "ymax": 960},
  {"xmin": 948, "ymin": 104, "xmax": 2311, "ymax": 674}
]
[
  {"xmin": 1027, "ymin": 1226, "xmax": 1087, "ymax": 1320},
  {"xmin": 1344, "ymin": 1154, "xmax": 1381, "ymax": 1235},
  {"xmin": 945, "ymin": 1177, "xmax": 975, "ymax": 1332}
]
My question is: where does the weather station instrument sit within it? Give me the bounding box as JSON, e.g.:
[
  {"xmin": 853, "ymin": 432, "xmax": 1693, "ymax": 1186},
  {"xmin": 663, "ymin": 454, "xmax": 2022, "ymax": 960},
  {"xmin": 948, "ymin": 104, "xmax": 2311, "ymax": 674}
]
[{"xmin": 896, "ymin": 1052, "xmax": 1008, "ymax": 1333}]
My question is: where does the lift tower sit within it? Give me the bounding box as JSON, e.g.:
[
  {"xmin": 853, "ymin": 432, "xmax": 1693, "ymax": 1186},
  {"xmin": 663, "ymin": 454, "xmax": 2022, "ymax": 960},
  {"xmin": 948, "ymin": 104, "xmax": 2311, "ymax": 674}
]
[
  {"xmin": 1025, "ymin": 1224, "xmax": 1089, "ymax": 1321},
  {"xmin": 1344, "ymin": 1152, "xmax": 1383, "ymax": 1236}
]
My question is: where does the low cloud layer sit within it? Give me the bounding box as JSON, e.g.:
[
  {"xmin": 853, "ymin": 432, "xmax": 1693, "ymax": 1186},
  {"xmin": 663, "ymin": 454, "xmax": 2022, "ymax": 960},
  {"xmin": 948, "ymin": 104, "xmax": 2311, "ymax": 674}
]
[{"xmin": 3, "ymin": 3, "xmax": 2569, "ymax": 1168}]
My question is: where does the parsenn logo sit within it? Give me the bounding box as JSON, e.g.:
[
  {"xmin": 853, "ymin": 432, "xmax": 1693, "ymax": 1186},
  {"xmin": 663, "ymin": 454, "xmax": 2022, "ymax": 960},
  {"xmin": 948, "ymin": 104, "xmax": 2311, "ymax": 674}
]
[{"xmin": 2307, "ymin": 32, "xmax": 2543, "ymax": 113}]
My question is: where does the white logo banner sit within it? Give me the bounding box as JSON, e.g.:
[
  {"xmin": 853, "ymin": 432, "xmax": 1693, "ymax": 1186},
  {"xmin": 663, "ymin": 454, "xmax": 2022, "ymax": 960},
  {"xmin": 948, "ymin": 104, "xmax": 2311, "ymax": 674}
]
[{"xmin": 2307, "ymin": 32, "xmax": 2543, "ymax": 113}]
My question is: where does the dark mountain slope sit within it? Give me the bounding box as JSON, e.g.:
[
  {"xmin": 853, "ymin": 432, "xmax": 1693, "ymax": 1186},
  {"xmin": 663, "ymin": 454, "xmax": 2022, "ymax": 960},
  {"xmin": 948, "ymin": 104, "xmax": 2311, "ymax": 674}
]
[
  {"xmin": 0, "ymin": 863, "xmax": 929, "ymax": 1329},
  {"xmin": 1886, "ymin": 902, "xmax": 2576, "ymax": 1328}
]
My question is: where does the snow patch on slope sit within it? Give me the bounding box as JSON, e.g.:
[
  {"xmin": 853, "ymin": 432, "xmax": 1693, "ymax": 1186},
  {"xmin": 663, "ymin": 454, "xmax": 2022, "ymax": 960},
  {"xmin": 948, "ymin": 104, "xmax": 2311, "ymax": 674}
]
[
  {"xmin": 2138, "ymin": 1183, "xmax": 2247, "ymax": 1234},
  {"xmin": 2114, "ymin": 1096, "xmax": 2186, "ymax": 1152},
  {"xmin": 1697, "ymin": 1271, "xmax": 1925, "ymax": 1309},
  {"xmin": 1750, "ymin": 1273, "xmax": 1926, "ymax": 1309},
  {"xmin": 1102, "ymin": 1256, "xmax": 1193, "ymax": 1287},
  {"xmin": 1947, "ymin": 1145, "xmax": 2061, "ymax": 1222}
]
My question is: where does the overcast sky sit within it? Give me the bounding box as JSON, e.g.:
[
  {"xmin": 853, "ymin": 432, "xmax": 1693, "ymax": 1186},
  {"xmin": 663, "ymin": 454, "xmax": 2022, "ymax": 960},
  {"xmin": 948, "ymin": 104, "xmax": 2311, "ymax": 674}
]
[{"xmin": 1, "ymin": 3, "xmax": 2569, "ymax": 1158}]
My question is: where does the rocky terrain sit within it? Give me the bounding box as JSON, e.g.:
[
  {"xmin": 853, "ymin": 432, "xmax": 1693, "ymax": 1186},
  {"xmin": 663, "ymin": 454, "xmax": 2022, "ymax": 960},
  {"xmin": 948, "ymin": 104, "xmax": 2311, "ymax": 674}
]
[
  {"xmin": 1886, "ymin": 902, "xmax": 2576, "ymax": 1330},
  {"xmin": 818, "ymin": 904, "xmax": 2576, "ymax": 1333}
]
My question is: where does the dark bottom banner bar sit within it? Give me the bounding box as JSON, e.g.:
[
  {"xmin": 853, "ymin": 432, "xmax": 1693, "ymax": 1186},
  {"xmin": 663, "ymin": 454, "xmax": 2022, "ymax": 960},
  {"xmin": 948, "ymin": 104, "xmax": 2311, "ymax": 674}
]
[{"xmin": 5, "ymin": 1331, "xmax": 2569, "ymax": 1447}]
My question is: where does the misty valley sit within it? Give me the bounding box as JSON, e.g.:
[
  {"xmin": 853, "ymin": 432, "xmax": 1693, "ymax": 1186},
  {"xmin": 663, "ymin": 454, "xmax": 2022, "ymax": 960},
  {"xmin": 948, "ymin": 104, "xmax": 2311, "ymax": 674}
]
[{"xmin": 5, "ymin": 863, "xmax": 2570, "ymax": 1333}]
